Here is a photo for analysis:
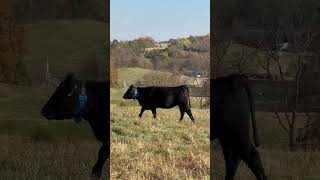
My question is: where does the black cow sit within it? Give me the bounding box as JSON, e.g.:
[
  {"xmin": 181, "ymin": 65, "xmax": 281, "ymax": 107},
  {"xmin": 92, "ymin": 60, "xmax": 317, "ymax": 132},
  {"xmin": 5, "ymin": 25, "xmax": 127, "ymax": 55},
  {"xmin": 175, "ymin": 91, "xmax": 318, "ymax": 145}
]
[
  {"xmin": 211, "ymin": 74, "xmax": 267, "ymax": 180},
  {"xmin": 123, "ymin": 85, "xmax": 194, "ymax": 122},
  {"xmin": 41, "ymin": 74, "xmax": 109, "ymax": 178}
]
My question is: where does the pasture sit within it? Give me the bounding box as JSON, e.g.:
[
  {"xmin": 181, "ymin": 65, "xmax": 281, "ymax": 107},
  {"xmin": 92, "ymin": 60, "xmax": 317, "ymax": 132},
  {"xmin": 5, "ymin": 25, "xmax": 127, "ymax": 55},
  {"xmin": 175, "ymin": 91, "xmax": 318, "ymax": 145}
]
[
  {"xmin": 110, "ymin": 105, "xmax": 210, "ymax": 179},
  {"xmin": 212, "ymin": 112, "xmax": 320, "ymax": 180},
  {"xmin": 111, "ymin": 67, "xmax": 210, "ymax": 179},
  {"xmin": 0, "ymin": 82, "xmax": 109, "ymax": 179},
  {"xmin": 1, "ymin": 64, "xmax": 319, "ymax": 179}
]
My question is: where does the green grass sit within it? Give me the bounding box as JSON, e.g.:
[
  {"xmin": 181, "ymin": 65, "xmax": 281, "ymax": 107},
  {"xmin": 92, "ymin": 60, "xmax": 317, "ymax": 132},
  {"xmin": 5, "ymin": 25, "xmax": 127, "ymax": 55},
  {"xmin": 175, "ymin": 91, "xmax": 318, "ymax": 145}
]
[
  {"xmin": 117, "ymin": 67, "xmax": 152, "ymax": 86},
  {"xmin": 0, "ymin": 83, "xmax": 96, "ymax": 142},
  {"xmin": 23, "ymin": 19, "xmax": 108, "ymax": 84},
  {"xmin": 0, "ymin": 83, "xmax": 51, "ymax": 120},
  {"xmin": 110, "ymin": 88, "xmax": 139, "ymax": 106}
]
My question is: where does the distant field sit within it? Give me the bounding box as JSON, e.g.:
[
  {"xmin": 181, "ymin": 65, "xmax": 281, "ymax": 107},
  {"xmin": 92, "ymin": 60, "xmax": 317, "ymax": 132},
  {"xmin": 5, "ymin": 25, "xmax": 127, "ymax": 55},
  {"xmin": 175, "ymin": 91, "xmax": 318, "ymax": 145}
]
[
  {"xmin": 117, "ymin": 67, "xmax": 152, "ymax": 86},
  {"xmin": 117, "ymin": 67, "xmax": 192, "ymax": 87},
  {"xmin": 23, "ymin": 19, "xmax": 108, "ymax": 85}
]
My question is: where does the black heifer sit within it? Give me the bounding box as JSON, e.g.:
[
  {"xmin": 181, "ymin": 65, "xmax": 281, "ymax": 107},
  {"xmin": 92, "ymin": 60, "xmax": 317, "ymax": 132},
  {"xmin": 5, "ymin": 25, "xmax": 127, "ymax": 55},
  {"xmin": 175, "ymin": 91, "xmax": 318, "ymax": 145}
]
[
  {"xmin": 123, "ymin": 85, "xmax": 195, "ymax": 122},
  {"xmin": 211, "ymin": 74, "xmax": 267, "ymax": 180},
  {"xmin": 41, "ymin": 74, "xmax": 109, "ymax": 178}
]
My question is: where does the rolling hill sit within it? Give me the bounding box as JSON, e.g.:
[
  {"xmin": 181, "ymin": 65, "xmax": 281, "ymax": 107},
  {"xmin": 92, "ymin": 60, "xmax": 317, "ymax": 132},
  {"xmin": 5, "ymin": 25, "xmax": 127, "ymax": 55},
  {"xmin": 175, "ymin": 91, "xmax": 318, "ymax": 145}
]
[{"xmin": 23, "ymin": 19, "xmax": 108, "ymax": 86}]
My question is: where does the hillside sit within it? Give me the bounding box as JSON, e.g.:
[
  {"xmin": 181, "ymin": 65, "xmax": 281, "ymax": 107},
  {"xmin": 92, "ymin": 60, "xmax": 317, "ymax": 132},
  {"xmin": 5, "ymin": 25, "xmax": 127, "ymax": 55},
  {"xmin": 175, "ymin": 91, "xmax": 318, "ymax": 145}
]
[
  {"xmin": 117, "ymin": 67, "xmax": 192, "ymax": 87},
  {"xmin": 23, "ymin": 19, "xmax": 108, "ymax": 85},
  {"xmin": 111, "ymin": 34, "xmax": 210, "ymax": 76},
  {"xmin": 117, "ymin": 67, "xmax": 152, "ymax": 86}
]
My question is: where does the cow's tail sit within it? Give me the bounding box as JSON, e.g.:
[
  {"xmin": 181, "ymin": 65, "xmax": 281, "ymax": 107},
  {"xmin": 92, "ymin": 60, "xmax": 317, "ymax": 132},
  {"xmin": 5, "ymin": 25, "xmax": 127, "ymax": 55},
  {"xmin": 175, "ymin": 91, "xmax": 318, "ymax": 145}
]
[
  {"xmin": 185, "ymin": 86, "xmax": 191, "ymax": 108},
  {"xmin": 243, "ymin": 76, "xmax": 260, "ymax": 147}
]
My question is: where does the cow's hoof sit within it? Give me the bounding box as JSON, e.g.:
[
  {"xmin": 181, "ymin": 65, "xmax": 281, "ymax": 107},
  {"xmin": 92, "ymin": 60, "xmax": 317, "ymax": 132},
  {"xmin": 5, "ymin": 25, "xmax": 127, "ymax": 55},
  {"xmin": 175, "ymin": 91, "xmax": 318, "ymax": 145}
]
[{"xmin": 139, "ymin": 115, "xmax": 142, "ymax": 118}]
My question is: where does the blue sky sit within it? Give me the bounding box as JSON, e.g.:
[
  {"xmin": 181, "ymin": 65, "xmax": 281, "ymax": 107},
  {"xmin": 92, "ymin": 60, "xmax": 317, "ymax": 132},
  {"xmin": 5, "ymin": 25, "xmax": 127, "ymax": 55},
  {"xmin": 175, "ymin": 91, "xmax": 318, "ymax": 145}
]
[{"xmin": 111, "ymin": 0, "xmax": 210, "ymax": 41}]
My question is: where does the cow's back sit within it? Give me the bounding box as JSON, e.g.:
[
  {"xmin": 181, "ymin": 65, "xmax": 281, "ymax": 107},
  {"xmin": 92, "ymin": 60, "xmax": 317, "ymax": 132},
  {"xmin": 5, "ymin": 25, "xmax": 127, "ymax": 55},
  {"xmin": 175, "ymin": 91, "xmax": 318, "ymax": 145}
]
[{"xmin": 138, "ymin": 85, "xmax": 188, "ymax": 109}]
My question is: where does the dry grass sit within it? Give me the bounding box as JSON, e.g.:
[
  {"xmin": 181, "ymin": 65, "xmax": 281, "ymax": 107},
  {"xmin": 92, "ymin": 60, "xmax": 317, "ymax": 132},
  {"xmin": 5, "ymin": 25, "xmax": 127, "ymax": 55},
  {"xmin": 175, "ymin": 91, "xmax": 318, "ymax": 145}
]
[
  {"xmin": 212, "ymin": 148, "xmax": 320, "ymax": 180},
  {"xmin": 212, "ymin": 112, "xmax": 320, "ymax": 180},
  {"xmin": 0, "ymin": 135, "xmax": 109, "ymax": 180},
  {"xmin": 110, "ymin": 105, "xmax": 210, "ymax": 180}
]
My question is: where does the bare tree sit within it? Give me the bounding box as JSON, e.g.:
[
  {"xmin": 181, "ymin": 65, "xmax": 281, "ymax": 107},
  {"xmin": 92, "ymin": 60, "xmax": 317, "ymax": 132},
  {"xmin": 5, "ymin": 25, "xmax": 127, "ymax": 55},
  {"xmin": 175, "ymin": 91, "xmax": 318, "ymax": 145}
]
[
  {"xmin": 230, "ymin": 45, "xmax": 258, "ymax": 74},
  {"xmin": 212, "ymin": 39, "xmax": 232, "ymax": 78},
  {"xmin": 193, "ymin": 77, "xmax": 210, "ymax": 109},
  {"xmin": 257, "ymin": 2, "xmax": 317, "ymax": 151}
]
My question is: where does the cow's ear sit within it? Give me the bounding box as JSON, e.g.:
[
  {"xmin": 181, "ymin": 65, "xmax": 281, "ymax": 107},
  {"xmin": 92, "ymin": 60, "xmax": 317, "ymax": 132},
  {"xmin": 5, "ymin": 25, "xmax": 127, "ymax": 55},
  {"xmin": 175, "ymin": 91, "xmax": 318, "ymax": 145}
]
[
  {"xmin": 65, "ymin": 74, "xmax": 75, "ymax": 82},
  {"xmin": 65, "ymin": 73, "xmax": 77, "ymax": 90},
  {"xmin": 65, "ymin": 73, "xmax": 75, "ymax": 80}
]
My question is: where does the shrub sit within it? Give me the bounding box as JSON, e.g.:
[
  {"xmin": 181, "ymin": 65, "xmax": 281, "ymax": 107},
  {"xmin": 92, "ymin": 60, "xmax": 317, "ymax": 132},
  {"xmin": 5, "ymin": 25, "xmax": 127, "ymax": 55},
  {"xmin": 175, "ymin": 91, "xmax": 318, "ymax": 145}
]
[{"xmin": 136, "ymin": 71, "xmax": 182, "ymax": 87}]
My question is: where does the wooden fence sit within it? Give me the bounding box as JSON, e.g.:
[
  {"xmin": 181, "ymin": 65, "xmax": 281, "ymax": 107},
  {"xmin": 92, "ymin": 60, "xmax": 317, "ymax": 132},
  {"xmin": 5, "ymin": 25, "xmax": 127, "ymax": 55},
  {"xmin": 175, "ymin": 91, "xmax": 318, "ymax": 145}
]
[
  {"xmin": 188, "ymin": 80, "xmax": 320, "ymax": 113},
  {"xmin": 251, "ymin": 79, "xmax": 320, "ymax": 113},
  {"xmin": 188, "ymin": 85, "xmax": 209, "ymax": 97}
]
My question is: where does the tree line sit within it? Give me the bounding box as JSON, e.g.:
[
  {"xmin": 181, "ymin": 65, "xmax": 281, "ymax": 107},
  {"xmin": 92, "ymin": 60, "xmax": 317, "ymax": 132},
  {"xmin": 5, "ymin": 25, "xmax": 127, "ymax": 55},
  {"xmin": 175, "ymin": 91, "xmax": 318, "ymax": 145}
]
[
  {"xmin": 0, "ymin": 1, "xmax": 29, "ymax": 85},
  {"xmin": 110, "ymin": 35, "xmax": 210, "ymax": 76}
]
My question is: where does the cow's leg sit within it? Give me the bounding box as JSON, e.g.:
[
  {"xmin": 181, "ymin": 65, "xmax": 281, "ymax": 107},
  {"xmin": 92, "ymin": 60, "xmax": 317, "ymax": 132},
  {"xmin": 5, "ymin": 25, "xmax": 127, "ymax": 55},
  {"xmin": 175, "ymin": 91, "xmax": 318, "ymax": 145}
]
[
  {"xmin": 180, "ymin": 104, "xmax": 195, "ymax": 122},
  {"xmin": 151, "ymin": 108, "xmax": 157, "ymax": 118},
  {"xmin": 241, "ymin": 146, "xmax": 268, "ymax": 180},
  {"xmin": 179, "ymin": 107, "xmax": 185, "ymax": 121},
  {"xmin": 222, "ymin": 146, "xmax": 240, "ymax": 180},
  {"xmin": 185, "ymin": 108, "xmax": 195, "ymax": 123},
  {"xmin": 92, "ymin": 142, "xmax": 109, "ymax": 178},
  {"xmin": 139, "ymin": 107, "xmax": 145, "ymax": 118}
]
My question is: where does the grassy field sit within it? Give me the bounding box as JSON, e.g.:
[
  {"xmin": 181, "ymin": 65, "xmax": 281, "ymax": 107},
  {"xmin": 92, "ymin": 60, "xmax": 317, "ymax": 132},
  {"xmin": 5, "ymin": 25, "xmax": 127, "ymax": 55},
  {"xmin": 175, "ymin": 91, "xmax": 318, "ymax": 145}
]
[
  {"xmin": 110, "ymin": 105, "xmax": 210, "ymax": 179},
  {"xmin": 0, "ymin": 83, "xmax": 110, "ymax": 179},
  {"xmin": 1, "ymin": 62, "xmax": 319, "ymax": 180},
  {"xmin": 117, "ymin": 67, "xmax": 152, "ymax": 86},
  {"xmin": 111, "ymin": 67, "xmax": 210, "ymax": 179},
  {"xmin": 0, "ymin": 135, "xmax": 110, "ymax": 180},
  {"xmin": 212, "ymin": 112, "xmax": 320, "ymax": 180}
]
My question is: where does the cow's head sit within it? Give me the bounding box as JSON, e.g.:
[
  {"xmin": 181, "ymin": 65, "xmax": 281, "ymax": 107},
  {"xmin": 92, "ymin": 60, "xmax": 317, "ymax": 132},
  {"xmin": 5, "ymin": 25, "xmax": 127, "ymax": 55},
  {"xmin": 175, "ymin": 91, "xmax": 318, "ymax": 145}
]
[
  {"xmin": 123, "ymin": 85, "xmax": 139, "ymax": 99},
  {"xmin": 41, "ymin": 74, "xmax": 83, "ymax": 120}
]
